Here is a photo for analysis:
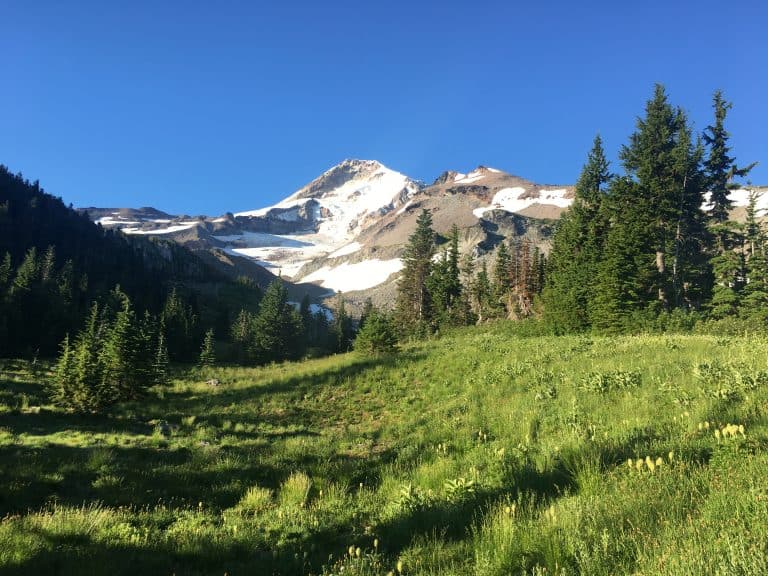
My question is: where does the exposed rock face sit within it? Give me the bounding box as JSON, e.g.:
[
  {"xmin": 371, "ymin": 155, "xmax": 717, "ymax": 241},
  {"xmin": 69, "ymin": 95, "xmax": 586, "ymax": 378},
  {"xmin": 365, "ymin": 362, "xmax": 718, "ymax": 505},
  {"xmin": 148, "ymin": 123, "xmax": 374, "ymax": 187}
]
[{"xmin": 81, "ymin": 160, "xmax": 575, "ymax": 308}]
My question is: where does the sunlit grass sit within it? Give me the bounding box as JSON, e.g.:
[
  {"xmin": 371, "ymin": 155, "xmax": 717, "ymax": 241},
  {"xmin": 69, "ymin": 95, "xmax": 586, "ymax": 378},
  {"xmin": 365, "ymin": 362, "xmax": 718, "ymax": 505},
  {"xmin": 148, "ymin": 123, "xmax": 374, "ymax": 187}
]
[{"xmin": 1, "ymin": 327, "xmax": 767, "ymax": 574}]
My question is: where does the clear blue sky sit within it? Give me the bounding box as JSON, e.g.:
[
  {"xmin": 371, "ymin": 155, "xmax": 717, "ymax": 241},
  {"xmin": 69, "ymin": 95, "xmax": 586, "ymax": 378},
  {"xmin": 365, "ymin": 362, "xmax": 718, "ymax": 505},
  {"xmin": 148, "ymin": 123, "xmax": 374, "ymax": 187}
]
[{"xmin": 3, "ymin": 0, "xmax": 766, "ymax": 215}]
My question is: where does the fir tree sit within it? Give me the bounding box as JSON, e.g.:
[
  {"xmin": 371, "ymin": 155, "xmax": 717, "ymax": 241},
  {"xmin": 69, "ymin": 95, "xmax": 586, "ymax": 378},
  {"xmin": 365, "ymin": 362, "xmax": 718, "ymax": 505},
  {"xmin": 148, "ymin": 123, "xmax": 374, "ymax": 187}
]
[
  {"xmin": 354, "ymin": 308, "xmax": 397, "ymax": 356},
  {"xmin": 590, "ymin": 84, "xmax": 709, "ymax": 326},
  {"xmin": 52, "ymin": 334, "xmax": 74, "ymax": 406},
  {"xmin": 703, "ymin": 90, "xmax": 756, "ymax": 225},
  {"xmin": 543, "ymin": 134, "xmax": 611, "ymax": 331},
  {"xmin": 0, "ymin": 252, "xmax": 11, "ymax": 290},
  {"xmin": 252, "ymin": 279, "xmax": 302, "ymax": 363},
  {"xmin": 70, "ymin": 303, "xmax": 107, "ymax": 412},
  {"xmin": 231, "ymin": 309, "xmax": 254, "ymax": 363},
  {"xmin": 740, "ymin": 190, "xmax": 768, "ymax": 322},
  {"xmin": 99, "ymin": 287, "xmax": 137, "ymax": 404},
  {"xmin": 473, "ymin": 261, "xmax": 493, "ymax": 323},
  {"xmin": 395, "ymin": 209, "xmax": 436, "ymax": 333},
  {"xmin": 199, "ymin": 329, "xmax": 216, "ymax": 368},
  {"xmin": 330, "ymin": 297, "xmax": 354, "ymax": 353},
  {"xmin": 153, "ymin": 325, "xmax": 170, "ymax": 386},
  {"xmin": 492, "ymin": 241, "xmax": 513, "ymax": 313}
]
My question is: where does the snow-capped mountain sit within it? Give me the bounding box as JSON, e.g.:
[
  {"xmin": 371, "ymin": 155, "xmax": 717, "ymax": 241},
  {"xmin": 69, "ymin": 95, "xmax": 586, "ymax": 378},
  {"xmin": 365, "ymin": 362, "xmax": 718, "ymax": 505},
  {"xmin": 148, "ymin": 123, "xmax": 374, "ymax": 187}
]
[
  {"xmin": 222, "ymin": 159, "xmax": 421, "ymax": 281},
  {"xmin": 81, "ymin": 159, "xmax": 577, "ymax": 299},
  {"xmin": 84, "ymin": 158, "xmax": 766, "ymax": 307}
]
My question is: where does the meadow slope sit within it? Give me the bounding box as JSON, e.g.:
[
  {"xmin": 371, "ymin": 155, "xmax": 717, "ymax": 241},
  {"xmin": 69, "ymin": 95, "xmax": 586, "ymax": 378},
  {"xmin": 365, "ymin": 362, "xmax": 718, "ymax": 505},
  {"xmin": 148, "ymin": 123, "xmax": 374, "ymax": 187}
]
[{"xmin": 1, "ymin": 325, "xmax": 767, "ymax": 575}]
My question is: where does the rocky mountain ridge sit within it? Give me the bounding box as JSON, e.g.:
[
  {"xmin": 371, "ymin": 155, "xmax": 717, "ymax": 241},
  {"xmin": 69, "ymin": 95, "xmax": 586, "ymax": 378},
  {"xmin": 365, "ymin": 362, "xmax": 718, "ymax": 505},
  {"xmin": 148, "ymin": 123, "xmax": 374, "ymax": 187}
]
[
  {"xmin": 83, "ymin": 160, "xmax": 572, "ymax": 307},
  {"xmin": 82, "ymin": 159, "xmax": 765, "ymax": 310}
]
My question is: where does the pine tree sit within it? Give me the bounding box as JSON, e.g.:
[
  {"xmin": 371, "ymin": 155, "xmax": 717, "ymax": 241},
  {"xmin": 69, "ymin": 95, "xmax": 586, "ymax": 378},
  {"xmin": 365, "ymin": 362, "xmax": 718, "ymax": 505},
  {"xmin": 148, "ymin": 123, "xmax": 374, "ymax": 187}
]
[
  {"xmin": 395, "ymin": 209, "xmax": 436, "ymax": 334},
  {"xmin": 199, "ymin": 329, "xmax": 216, "ymax": 368},
  {"xmin": 0, "ymin": 252, "xmax": 11, "ymax": 291},
  {"xmin": 473, "ymin": 261, "xmax": 493, "ymax": 323},
  {"xmin": 52, "ymin": 334, "xmax": 74, "ymax": 406},
  {"xmin": 543, "ymin": 134, "xmax": 612, "ymax": 331},
  {"xmin": 703, "ymin": 90, "xmax": 756, "ymax": 225},
  {"xmin": 330, "ymin": 297, "xmax": 354, "ymax": 353},
  {"xmin": 231, "ymin": 308, "xmax": 254, "ymax": 363},
  {"xmin": 153, "ymin": 325, "xmax": 170, "ymax": 386},
  {"xmin": 99, "ymin": 287, "xmax": 137, "ymax": 403},
  {"xmin": 493, "ymin": 241, "xmax": 513, "ymax": 314},
  {"xmin": 740, "ymin": 190, "xmax": 768, "ymax": 322},
  {"xmin": 590, "ymin": 85, "xmax": 709, "ymax": 327},
  {"xmin": 354, "ymin": 308, "xmax": 397, "ymax": 356},
  {"xmin": 252, "ymin": 279, "xmax": 301, "ymax": 363}
]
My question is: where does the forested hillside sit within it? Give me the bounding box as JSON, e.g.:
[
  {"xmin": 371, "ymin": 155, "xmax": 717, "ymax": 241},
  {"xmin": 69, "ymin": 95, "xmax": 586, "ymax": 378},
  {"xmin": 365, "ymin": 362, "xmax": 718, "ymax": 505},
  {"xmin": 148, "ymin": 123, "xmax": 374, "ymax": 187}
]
[{"xmin": 0, "ymin": 165, "xmax": 264, "ymax": 359}]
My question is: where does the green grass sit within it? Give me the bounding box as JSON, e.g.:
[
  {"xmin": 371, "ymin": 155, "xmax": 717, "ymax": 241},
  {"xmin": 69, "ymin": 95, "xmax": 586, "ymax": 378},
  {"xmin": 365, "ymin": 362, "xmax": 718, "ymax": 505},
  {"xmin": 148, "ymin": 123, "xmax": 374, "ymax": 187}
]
[{"xmin": 1, "ymin": 326, "xmax": 768, "ymax": 574}]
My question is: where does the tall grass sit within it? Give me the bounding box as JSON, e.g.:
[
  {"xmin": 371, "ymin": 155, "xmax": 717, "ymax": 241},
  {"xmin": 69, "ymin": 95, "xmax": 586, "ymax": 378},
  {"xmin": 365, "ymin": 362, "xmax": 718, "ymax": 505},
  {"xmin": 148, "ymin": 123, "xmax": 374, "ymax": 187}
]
[{"xmin": 0, "ymin": 327, "xmax": 767, "ymax": 574}]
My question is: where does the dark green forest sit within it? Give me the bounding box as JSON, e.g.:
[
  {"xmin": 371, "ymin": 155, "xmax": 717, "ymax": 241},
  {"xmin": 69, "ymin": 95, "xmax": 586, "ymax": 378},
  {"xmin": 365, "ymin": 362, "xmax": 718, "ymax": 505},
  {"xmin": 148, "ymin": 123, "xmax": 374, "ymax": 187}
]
[{"xmin": 0, "ymin": 164, "xmax": 362, "ymax": 411}]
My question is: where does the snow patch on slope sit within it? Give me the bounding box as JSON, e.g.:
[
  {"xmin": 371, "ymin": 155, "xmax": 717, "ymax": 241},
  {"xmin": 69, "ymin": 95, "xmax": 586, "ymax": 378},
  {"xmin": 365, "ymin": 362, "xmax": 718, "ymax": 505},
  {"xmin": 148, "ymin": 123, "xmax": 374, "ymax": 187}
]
[
  {"xmin": 301, "ymin": 259, "xmax": 403, "ymax": 292},
  {"xmin": 702, "ymin": 189, "xmax": 768, "ymax": 216},
  {"xmin": 473, "ymin": 187, "xmax": 572, "ymax": 218},
  {"xmin": 235, "ymin": 161, "xmax": 417, "ymax": 246},
  {"xmin": 123, "ymin": 223, "xmax": 198, "ymax": 235},
  {"xmin": 329, "ymin": 242, "xmax": 362, "ymax": 258}
]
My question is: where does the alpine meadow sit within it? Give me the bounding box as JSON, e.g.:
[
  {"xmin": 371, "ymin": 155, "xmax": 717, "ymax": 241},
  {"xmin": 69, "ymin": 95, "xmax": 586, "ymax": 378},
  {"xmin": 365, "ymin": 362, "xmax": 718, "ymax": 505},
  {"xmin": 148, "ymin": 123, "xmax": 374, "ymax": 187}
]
[{"xmin": 2, "ymin": 4, "xmax": 768, "ymax": 572}]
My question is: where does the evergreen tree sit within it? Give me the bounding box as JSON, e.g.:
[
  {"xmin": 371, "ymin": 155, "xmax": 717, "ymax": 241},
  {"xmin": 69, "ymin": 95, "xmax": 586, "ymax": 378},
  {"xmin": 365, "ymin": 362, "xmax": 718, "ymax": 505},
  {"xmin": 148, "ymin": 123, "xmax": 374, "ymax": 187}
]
[
  {"xmin": 590, "ymin": 85, "xmax": 709, "ymax": 328},
  {"xmin": 252, "ymin": 279, "xmax": 302, "ymax": 363},
  {"xmin": 99, "ymin": 287, "xmax": 137, "ymax": 404},
  {"xmin": 199, "ymin": 329, "xmax": 216, "ymax": 368},
  {"xmin": 473, "ymin": 261, "xmax": 494, "ymax": 323},
  {"xmin": 162, "ymin": 288, "xmax": 199, "ymax": 362},
  {"xmin": 740, "ymin": 190, "xmax": 768, "ymax": 322},
  {"xmin": 0, "ymin": 252, "xmax": 11, "ymax": 290},
  {"xmin": 395, "ymin": 209, "xmax": 436, "ymax": 334},
  {"xmin": 231, "ymin": 308, "xmax": 254, "ymax": 363},
  {"xmin": 458, "ymin": 252, "xmax": 477, "ymax": 325},
  {"xmin": 330, "ymin": 297, "xmax": 354, "ymax": 353},
  {"xmin": 358, "ymin": 298, "xmax": 374, "ymax": 330},
  {"xmin": 354, "ymin": 308, "xmax": 397, "ymax": 356},
  {"xmin": 153, "ymin": 325, "xmax": 170, "ymax": 386},
  {"xmin": 52, "ymin": 334, "xmax": 74, "ymax": 407},
  {"xmin": 12, "ymin": 247, "xmax": 39, "ymax": 293},
  {"xmin": 299, "ymin": 294, "xmax": 313, "ymax": 334},
  {"xmin": 703, "ymin": 90, "xmax": 756, "ymax": 225},
  {"xmin": 69, "ymin": 303, "xmax": 107, "ymax": 412},
  {"xmin": 426, "ymin": 225, "xmax": 463, "ymax": 327},
  {"xmin": 492, "ymin": 241, "xmax": 513, "ymax": 314},
  {"xmin": 703, "ymin": 91, "xmax": 755, "ymax": 321},
  {"xmin": 543, "ymin": 134, "xmax": 611, "ymax": 331},
  {"xmin": 590, "ymin": 178, "xmax": 657, "ymax": 331}
]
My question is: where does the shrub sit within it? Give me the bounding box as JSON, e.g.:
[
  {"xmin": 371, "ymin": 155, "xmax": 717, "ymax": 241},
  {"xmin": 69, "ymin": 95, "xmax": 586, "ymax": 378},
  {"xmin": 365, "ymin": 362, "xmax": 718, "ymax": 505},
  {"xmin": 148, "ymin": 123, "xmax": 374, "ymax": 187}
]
[{"xmin": 354, "ymin": 310, "xmax": 398, "ymax": 356}]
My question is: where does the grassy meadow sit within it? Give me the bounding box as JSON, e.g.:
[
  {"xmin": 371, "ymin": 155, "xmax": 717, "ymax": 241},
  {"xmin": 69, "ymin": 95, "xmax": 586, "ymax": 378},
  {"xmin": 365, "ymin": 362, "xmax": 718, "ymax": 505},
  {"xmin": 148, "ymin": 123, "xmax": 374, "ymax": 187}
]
[{"xmin": 1, "ymin": 325, "xmax": 768, "ymax": 575}]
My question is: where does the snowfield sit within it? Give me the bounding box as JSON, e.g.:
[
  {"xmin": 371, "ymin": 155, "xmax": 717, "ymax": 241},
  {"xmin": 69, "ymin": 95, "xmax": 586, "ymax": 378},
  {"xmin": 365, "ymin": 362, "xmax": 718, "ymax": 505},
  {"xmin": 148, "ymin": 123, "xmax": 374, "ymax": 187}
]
[
  {"xmin": 123, "ymin": 223, "xmax": 198, "ymax": 235},
  {"xmin": 300, "ymin": 259, "xmax": 403, "ymax": 292},
  {"xmin": 235, "ymin": 162, "xmax": 419, "ymax": 245},
  {"xmin": 473, "ymin": 187, "xmax": 572, "ymax": 218},
  {"xmin": 702, "ymin": 188, "xmax": 768, "ymax": 216},
  {"xmin": 328, "ymin": 242, "xmax": 362, "ymax": 258}
]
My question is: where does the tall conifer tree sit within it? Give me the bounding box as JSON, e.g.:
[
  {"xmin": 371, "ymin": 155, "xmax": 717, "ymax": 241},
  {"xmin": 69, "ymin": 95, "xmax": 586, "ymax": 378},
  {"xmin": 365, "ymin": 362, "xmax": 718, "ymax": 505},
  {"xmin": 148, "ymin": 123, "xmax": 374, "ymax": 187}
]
[
  {"xmin": 543, "ymin": 134, "xmax": 611, "ymax": 331},
  {"xmin": 395, "ymin": 209, "xmax": 436, "ymax": 334}
]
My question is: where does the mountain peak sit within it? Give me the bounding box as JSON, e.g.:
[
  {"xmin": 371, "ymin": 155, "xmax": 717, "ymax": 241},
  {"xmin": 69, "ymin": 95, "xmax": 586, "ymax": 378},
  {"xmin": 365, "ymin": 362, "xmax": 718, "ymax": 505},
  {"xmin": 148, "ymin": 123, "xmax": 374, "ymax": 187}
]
[{"xmin": 294, "ymin": 159, "xmax": 391, "ymax": 200}]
